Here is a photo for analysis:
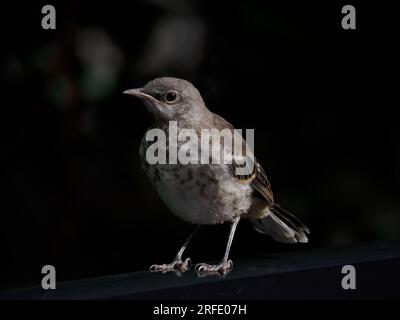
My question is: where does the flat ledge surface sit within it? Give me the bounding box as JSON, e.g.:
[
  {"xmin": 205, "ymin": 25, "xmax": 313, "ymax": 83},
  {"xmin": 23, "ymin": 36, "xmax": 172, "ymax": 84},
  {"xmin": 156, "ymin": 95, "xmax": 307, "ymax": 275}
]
[{"xmin": 2, "ymin": 239, "xmax": 400, "ymax": 300}]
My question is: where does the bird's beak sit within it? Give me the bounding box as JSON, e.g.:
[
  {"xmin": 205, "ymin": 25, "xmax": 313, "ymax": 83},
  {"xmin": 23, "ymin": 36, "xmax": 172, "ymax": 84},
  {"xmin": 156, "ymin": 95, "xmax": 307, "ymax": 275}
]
[{"xmin": 123, "ymin": 88, "xmax": 159, "ymax": 103}]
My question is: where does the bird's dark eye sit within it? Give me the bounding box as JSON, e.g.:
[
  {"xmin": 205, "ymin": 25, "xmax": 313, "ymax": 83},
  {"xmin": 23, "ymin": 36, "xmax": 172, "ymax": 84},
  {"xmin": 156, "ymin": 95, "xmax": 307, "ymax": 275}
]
[{"xmin": 164, "ymin": 91, "xmax": 179, "ymax": 104}]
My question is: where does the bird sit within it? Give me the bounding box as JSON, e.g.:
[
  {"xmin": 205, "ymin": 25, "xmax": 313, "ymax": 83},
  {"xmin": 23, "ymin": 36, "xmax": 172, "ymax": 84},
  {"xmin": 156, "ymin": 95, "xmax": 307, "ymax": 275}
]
[{"xmin": 123, "ymin": 77, "xmax": 309, "ymax": 277}]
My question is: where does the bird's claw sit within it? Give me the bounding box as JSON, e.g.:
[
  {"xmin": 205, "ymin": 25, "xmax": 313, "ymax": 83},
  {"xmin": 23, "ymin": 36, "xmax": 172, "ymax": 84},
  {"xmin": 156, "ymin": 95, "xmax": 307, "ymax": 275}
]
[
  {"xmin": 195, "ymin": 260, "xmax": 233, "ymax": 278},
  {"xmin": 150, "ymin": 257, "xmax": 192, "ymax": 275}
]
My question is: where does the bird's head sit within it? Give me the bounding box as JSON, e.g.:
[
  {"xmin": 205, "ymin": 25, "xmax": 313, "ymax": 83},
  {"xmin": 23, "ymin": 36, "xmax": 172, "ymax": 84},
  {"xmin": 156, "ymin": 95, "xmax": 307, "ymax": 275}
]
[{"xmin": 124, "ymin": 77, "xmax": 207, "ymax": 121}]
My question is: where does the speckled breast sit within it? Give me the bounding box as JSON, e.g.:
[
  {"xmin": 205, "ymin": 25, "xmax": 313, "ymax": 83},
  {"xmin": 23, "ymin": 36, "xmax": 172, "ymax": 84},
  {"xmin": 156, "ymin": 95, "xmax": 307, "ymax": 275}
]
[{"xmin": 139, "ymin": 129, "xmax": 253, "ymax": 225}]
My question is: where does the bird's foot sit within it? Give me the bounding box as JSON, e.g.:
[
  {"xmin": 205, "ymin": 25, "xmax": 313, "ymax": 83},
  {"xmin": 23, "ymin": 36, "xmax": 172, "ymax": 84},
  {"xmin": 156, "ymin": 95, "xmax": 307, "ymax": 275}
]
[
  {"xmin": 195, "ymin": 260, "xmax": 233, "ymax": 278},
  {"xmin": 150, "ymin": 257, "xmax": 192, "ymax": 275}
]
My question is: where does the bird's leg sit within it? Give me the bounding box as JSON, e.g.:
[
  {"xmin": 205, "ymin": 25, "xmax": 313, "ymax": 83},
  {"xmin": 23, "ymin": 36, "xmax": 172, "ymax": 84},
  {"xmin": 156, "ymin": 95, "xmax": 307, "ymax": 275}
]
[
  {"xmin": 196, "ymin": 217, "xmax": 240, "ymax": 277},
  {"xmin": 150, "ymin": 225, "xmax": 200, "ymax": 275}
]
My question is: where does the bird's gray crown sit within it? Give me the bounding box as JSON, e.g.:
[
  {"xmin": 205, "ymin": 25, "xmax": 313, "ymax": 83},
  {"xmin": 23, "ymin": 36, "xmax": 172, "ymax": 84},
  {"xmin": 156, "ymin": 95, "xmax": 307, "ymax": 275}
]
[{"xmin": 142, "ymin": 77, "xmax": 202, "ymax": 102}]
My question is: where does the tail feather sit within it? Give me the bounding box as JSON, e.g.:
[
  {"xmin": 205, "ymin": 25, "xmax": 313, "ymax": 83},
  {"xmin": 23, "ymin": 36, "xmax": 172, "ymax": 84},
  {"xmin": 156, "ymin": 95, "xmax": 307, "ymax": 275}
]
[{"xmin": 251, "ymin": 204, "xmax": 310, "ymax": 244}]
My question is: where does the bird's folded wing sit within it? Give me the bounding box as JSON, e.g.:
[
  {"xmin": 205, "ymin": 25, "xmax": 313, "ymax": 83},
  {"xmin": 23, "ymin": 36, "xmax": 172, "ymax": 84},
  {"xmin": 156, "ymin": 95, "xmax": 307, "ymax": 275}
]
[
  {"xmin": 211, "ymin": 112, "xmax": 274, "ymax": 207},
  {"xmin": 230, "ymin": 158, "xmax": 274, "ymax": 207},
  {"xmin": 227, "ymin": 130, "xmax": 274, "ymax": 207}
]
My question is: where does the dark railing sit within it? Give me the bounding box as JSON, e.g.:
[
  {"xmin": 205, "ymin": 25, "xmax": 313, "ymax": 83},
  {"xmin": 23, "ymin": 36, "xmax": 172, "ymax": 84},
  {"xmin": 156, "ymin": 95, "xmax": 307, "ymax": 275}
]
[{"xmin": 1, "ymin": 239, "xmax": 399, "ymax": 300}]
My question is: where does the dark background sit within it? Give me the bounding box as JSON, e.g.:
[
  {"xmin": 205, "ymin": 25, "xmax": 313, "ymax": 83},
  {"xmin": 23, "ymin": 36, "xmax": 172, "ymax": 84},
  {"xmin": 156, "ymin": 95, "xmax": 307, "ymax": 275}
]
[{"xmin": 1, "ymin": 0, "xmax": 399, "ymax": 290}]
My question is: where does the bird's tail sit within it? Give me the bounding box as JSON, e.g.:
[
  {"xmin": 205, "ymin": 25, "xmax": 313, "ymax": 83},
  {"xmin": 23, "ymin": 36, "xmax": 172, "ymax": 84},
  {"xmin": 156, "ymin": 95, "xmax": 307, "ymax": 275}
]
[{"xmin": 251, "ymin": 204, "xmax": 310, "ymax": 243}]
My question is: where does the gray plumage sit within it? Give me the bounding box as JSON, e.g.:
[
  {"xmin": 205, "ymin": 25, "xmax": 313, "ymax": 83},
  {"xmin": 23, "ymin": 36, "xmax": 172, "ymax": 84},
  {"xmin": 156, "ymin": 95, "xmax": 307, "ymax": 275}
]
[{"xmin": 124, "ymin": 77, "xmax": 310, "ymax": 276}]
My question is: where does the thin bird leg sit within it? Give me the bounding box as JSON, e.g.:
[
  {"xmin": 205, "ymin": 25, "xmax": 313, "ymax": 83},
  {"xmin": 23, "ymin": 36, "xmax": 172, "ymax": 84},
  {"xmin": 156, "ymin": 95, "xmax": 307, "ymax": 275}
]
[
  {"xmin": 222, "ymin": 217, "xmax": 239, "ymax": 263},
  {"xmin": 196, "ymin": 217, "xmax": 240, "ymax": 277},
  {"xmin": 175, "ymin": 224, "xmax": 200, "ymax": 260},
  {"xmin": 150, "ymin": 225, "xmax": 200, "ymax": 274}
]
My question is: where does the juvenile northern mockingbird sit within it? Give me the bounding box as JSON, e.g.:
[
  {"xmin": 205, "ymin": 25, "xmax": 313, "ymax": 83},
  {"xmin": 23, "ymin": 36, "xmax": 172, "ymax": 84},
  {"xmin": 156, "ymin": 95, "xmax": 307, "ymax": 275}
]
[{"xmin": 124, "ymin": 77, "xmax": 309, "ymax": 277}]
